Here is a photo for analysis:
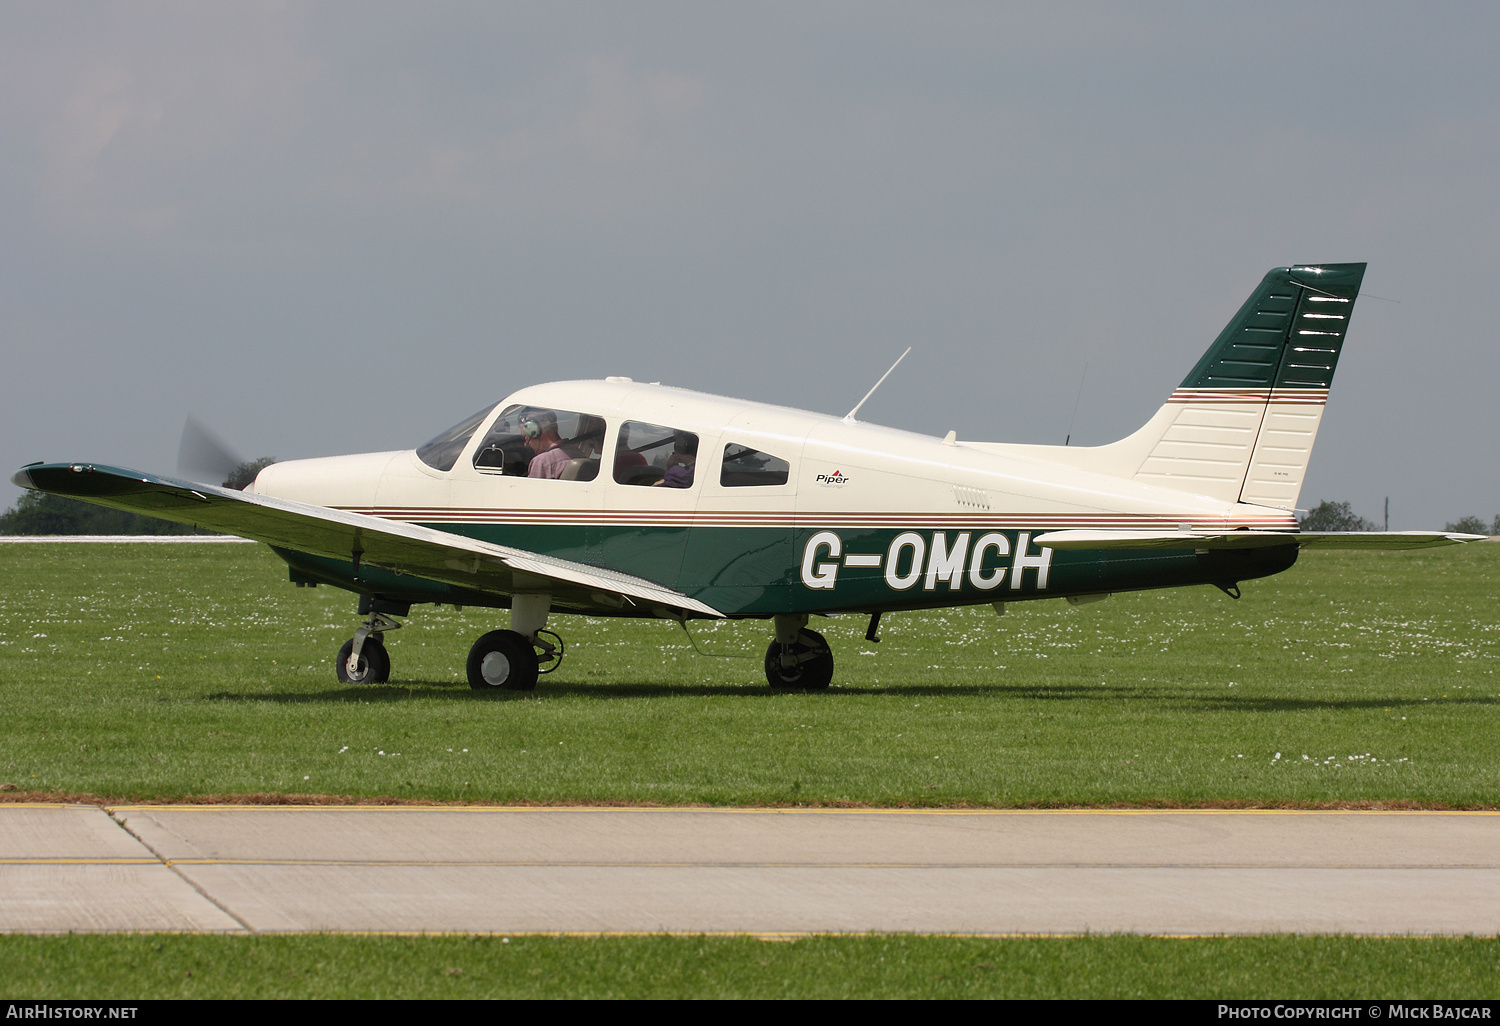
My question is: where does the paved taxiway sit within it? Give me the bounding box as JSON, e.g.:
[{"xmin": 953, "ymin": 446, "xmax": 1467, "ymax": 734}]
[{"xmin": 3, "ymin": 805, "xmax": 1497, "ymax": 935}]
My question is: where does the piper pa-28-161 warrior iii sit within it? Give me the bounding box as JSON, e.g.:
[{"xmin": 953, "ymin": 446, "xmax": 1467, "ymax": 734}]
[{"xmin": 13, "ymin": 262, "xmax": 1484, "ymax": 691}]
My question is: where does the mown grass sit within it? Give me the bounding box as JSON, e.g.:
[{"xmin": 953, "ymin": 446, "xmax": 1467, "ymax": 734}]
[
  {"xmin": 0, "ymin": 542, "xmax": 1497, "ymax": 806},
  {"xmin": 3, "ymin": 933, "xmax": 1498, "ymax": 999}
]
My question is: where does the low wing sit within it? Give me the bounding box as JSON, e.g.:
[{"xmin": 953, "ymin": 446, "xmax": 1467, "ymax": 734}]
[
  {"xmin": 12, "ymin": 463, "xmax": 723, "ymax": 619},
  {"xmin": 1032, "ymin": 529, "xmax": 1485, "ymax": 551}
]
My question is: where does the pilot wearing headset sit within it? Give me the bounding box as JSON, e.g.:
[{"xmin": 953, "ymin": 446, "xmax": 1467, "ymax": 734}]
[{"xmin": 522, "ymin": 412, "xmax": 571, "ymax": 480}]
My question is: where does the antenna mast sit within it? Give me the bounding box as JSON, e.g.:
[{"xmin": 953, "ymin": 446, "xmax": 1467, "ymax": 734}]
[
  {"xmin": 844, "ymin": 347, "xmax": 912, "ymax": 422},
  {"xmin": 1064, "ymin": 360, "xmax": 1089, "ymax": 446}
]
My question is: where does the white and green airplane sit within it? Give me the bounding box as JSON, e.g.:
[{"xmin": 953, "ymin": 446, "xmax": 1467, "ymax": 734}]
[{"xmin": 13, "ymin": 262, "xmax": 1481, "ymax": 691}]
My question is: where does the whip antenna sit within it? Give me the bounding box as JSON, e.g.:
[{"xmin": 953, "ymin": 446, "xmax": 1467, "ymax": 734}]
[
  {"xmin": 1064, "ymin": 360, "xmax": 1089, "ymax": 445},
  {"xmin": 844, "ymin": 347, "xmax": 912, "ymax": 422}
]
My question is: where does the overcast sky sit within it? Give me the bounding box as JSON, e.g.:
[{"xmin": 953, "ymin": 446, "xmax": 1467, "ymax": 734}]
[{"xmin": 2, "ymin": 1, "xmax": 1497, "ymax": 528}]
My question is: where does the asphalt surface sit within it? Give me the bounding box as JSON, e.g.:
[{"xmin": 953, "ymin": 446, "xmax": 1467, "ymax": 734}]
[{"xmin": 3, "ymin": 804, "xmax": 1498, "ymax": 935}]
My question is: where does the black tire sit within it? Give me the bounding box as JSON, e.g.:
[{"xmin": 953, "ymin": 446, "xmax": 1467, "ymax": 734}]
[
  {"xmin": 467, "ymin": 630, "xmax": 539, "ymax": 691},
  {"xmin": 764, "ymin": 628, "xmax": 834, "ymax": 689},
  {"xmin": 337, "ymin": 635, "xmax": 390, "ymax": 684}
]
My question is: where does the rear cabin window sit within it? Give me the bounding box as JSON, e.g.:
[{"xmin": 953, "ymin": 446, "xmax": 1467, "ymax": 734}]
[
  {"xmin": 720, "ymin": 443, "xmax": 790, "ymax": 487},
  {"xmin": 416, "ymin": 404, "xmax": 496, "ymax": 472},
  {"xmin": 471, "ymin": 406, "xmax": 607, "ymax": 481},
  {"xmin": 614, "ymin": 421, "xmax": 699, "ymax": 488}
]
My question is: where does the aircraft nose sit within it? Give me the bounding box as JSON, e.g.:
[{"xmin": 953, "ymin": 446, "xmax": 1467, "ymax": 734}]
[{"xmin": 11, "ymin": 467, "xmax": 36, "ymax": 489}]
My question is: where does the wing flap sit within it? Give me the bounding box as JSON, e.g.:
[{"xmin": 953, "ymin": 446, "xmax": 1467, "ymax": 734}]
[{"xmin": 12, "ymin": 463, "xmax": 723, "ymax": 618}]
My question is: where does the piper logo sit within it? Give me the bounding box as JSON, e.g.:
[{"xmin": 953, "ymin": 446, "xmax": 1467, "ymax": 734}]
[{"xmin": 816, "ymin": 470, "xmax": 850, "ymax": 486}]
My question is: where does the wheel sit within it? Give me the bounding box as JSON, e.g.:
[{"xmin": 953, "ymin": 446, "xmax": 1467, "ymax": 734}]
[
  {"xmin": 764, "ymin": 628, "xmax": 834, "ymax": 689},
  {"xmin": 336, "ymin": 635, "xmax": 390, "ymax": 684},
  {"xmin": 467, "ymin": 630, "xmax": 539, "ymax": 691}
]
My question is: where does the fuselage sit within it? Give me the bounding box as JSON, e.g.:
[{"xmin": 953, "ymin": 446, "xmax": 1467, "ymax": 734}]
[{"xmin": 250, "ymin": 379, "xmax": 1299, "ymax": 617}]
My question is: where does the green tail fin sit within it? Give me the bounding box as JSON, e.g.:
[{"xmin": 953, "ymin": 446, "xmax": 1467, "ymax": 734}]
[{"xmin": 1181, "ymin": 262, "xmax": 1366, "ymax": 391}]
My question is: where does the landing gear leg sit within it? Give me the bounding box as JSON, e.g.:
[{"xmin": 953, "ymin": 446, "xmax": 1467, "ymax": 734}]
[
  {"xmin": 337, "ymin": 610, "xmax": 401, "ymax": 684},
  {"xmin": 466, "ymin": 593, "xmax": 563, "ymax": 691},
  {"xmin": 764, "ymin": 613, "xmax": 834, "ymax": 689}
]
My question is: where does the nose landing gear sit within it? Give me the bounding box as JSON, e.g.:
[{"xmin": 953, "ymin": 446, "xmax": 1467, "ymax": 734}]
[
  {"xmin": 764, "ymin": 613, "xmax": 834, "ymax": 689},
  {"xmin": 336, "ymin": 609, "xmax": 402, "ymax": 685},
  {"xmin": 337, "ymin": 634, "xmax": 389, "ymax": 684}
]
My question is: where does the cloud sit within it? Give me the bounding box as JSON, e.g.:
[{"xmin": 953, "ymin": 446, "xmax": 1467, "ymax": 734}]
[
  {"xmin": 3, "ymin": 6, "xmax": 740, "ymax": 245},
  {"xmin": 6, "ymin": 4, "xmax": 318, "ymax": 245},
  {"xmin": 1, "ymin": 4, "xmax": 961, "ymax": 247},
  {"xmin": 303, "ymin": 53, "xmax": 715, "ymax": 229}
]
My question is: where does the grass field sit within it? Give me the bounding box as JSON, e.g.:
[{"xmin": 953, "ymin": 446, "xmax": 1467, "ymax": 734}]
[
  {"xmin": 1, "ymin": 540, "xmax": 1496, "ymax": 806},
  {"xmin": 3, "ymin": 541, "xmax": 1497, "ymax": 1001},
  {"xmin": 5, "ymin": 933, "xmax": 1498, "ymax": 999}
]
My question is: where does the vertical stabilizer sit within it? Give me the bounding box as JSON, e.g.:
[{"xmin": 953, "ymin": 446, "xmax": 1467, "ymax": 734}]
[{"xmin": 1130, "ymin": 263, "xmax": 1365, "ymax": 508}]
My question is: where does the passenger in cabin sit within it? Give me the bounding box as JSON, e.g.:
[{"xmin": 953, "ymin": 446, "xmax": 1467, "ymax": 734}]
[
  {"xmin": 523, "ymin": 412, "xmax": 571, "ymax": 479},
  {"xmin": 612, "ymin": 422, "xmax": 651, "ymax": 483},
  {"xmin": 655, "ymin": 432, "xmax": 698, "ymax": 488},
  {"xmin": 567, "ymin": 416, "xmax": 608, "ymax": 459},
  {"xmin": 615, "ymin": 446, "xmax": 648, "ymax": 478}
]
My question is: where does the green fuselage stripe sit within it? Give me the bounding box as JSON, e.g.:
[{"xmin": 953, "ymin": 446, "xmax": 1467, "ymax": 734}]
[{"xmin": 280, "ymin": 522, "xmax": 1299, "ymax": 618}]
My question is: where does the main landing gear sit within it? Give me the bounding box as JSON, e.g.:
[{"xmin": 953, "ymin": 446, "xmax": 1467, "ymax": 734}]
[
  {"xmin": 466, "ymin": 594, "xmax": 564, "ymax": 692},
  {"xmin": 764, "ymin": 613, "xmax": 834, "ymax": 690}
]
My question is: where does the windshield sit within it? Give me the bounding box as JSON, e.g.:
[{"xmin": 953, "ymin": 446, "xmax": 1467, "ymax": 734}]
[{"xmin": 415, "ymin": 404, "xmax": 496, "ymax": 471}]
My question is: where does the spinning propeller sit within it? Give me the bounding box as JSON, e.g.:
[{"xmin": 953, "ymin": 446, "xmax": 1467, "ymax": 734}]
[{"xmin": 177, "ymin": 416, "xmax": 271, "ymax": 489}]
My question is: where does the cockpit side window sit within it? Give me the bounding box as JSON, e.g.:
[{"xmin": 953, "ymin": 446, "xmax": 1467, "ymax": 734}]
[
  {"xmin": 416, "ymin": 404, "xmax": 496, "ymax": 472},
  {"xmin": 720, "ymin": 443, "xmax": 790, "ymax": 487},
  {"xmin": 472, "ymin": 406, "xmax": 607, "ymax": 481},
  {"xmin": 614, "ymin": 421, "xmax": 699, "ymax": 488}
]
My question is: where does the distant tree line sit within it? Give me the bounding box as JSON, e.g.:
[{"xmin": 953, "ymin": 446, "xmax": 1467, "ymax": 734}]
[
  {"xmin": 1444, "ymin": 514, "xmax": 1500, "ymax": 536},
  {"xmin": 1298, "ymin": 500, "xmax": 1377, "ymax": 532},
  {"xmin": 0, "ymin": 492, "xmax": 201, "ymax": 535},
  {"xmin": 223, "ymin": 457, "xmax": 276, "ymax": 490},
  {"xmin": 0, "ymin": 458, "xmax": 274, "ymax": 536},
  {"xmin": 1298, "ymin": 499, "xmax": 1497, "ymax": 536}
]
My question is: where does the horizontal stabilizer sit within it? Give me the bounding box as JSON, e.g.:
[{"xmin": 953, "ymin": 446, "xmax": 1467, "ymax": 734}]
[
  {"xmin": 1033, "ymin": 529, "xmax": 1483, "ymax": 551},
  {"xmin": 11, "ymin": 463, "xmax": 724, "ymax": 619},
  {"xmin": 1294, "ymin": 531, "xmax": 1487, "ymax": 549}
]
